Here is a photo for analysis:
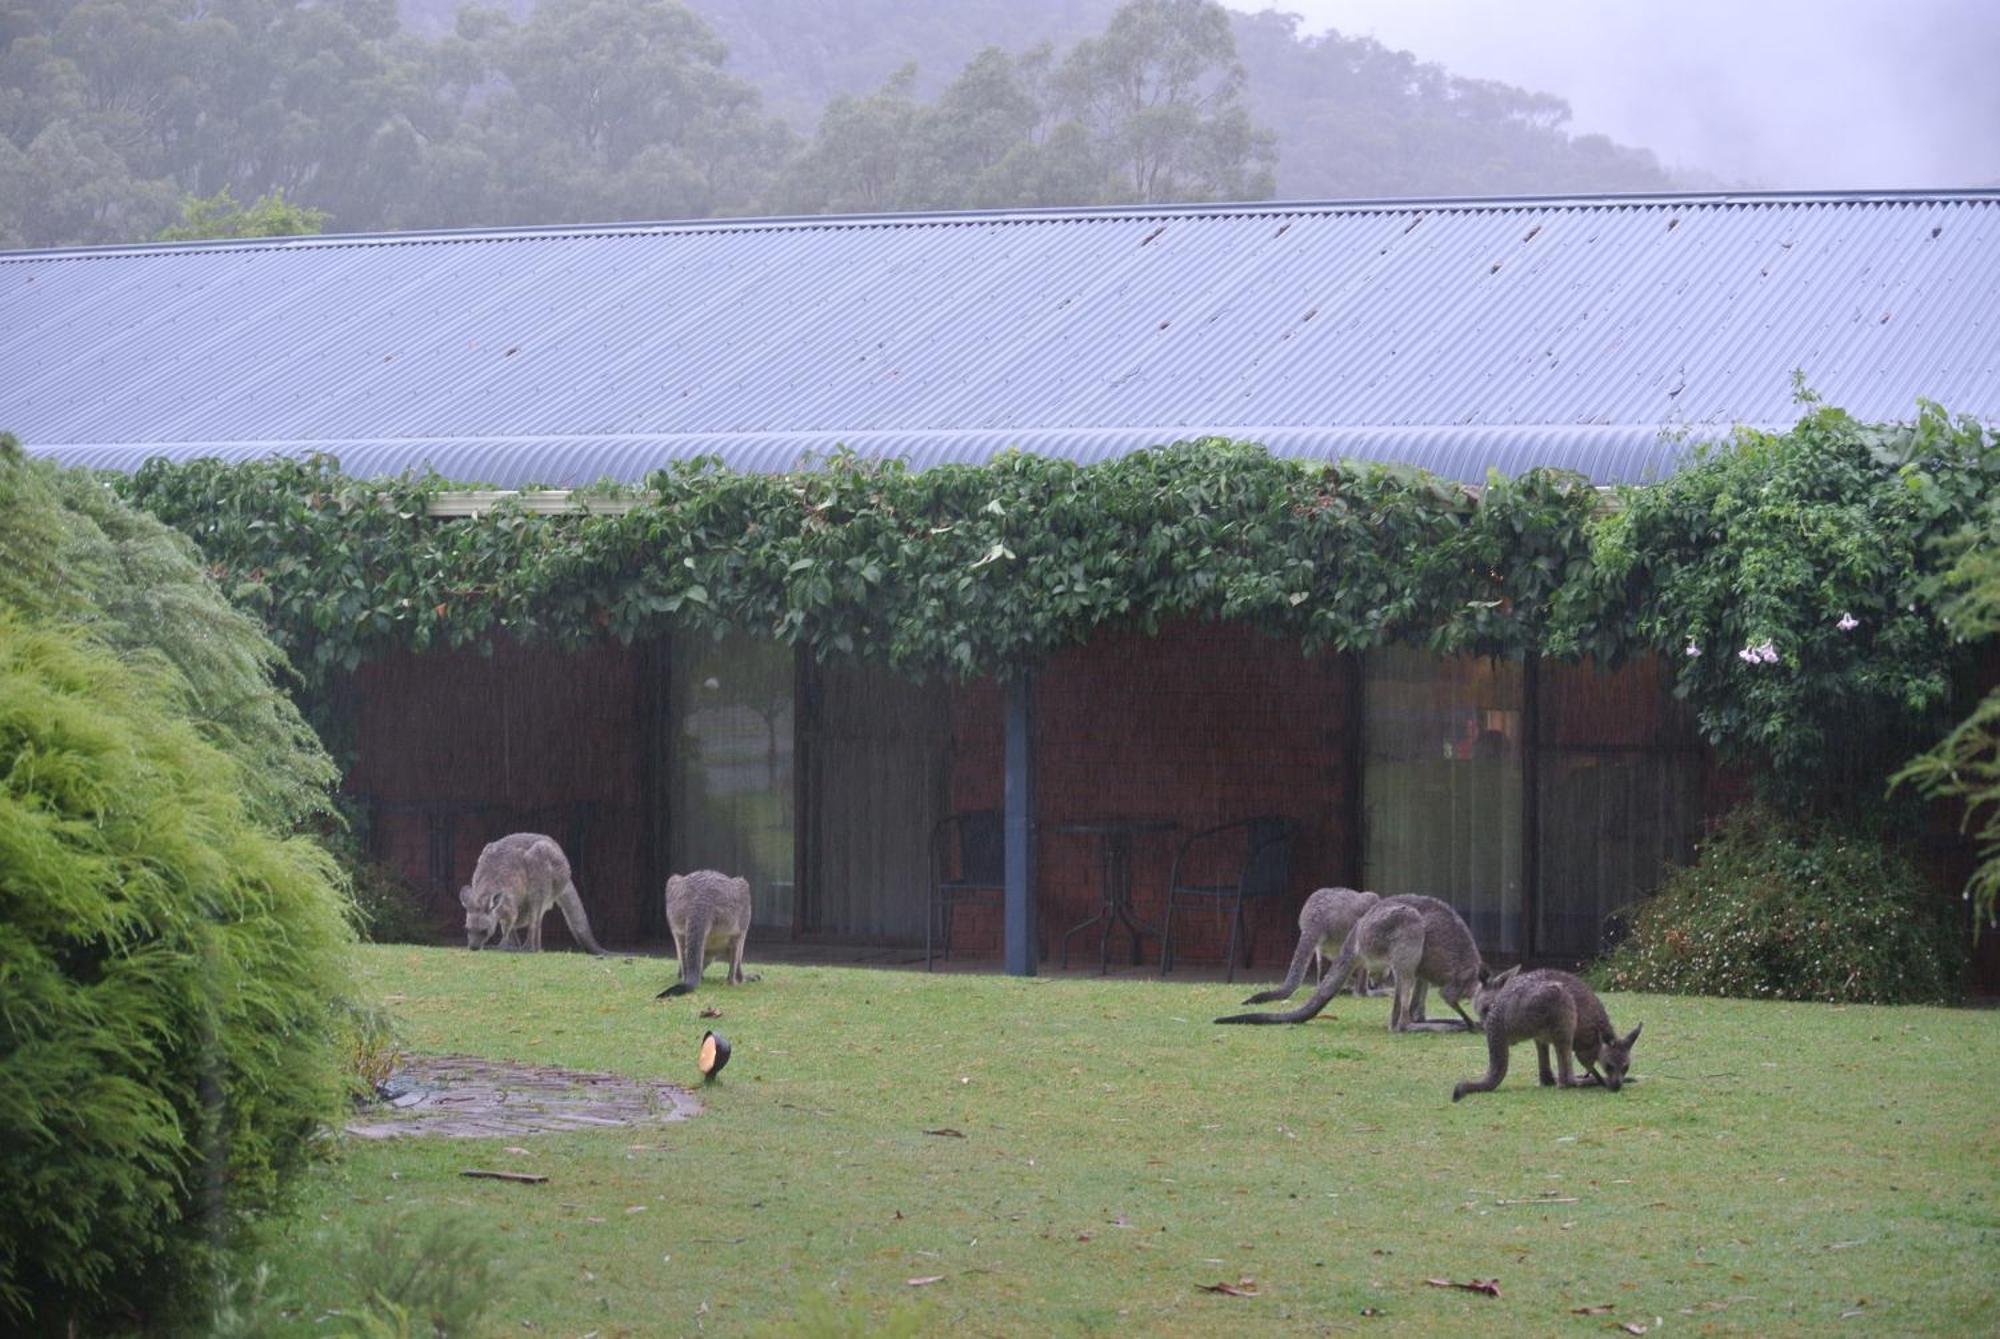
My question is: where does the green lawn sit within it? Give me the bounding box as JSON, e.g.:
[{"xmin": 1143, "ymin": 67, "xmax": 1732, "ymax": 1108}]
[{"xmin": 250, "ymin": 945, "xmax": 1999, "ymax": 1337}]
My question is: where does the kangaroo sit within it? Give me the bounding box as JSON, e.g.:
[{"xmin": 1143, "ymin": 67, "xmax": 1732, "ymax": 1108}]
[
  {"xmin": 1215, "ymin": 894, "xmax": 1483, "ymax": 1032},
  {"xmin": 458, "ymin": 833, "xmax": 608, "ymax": 955},
  {"xmin": 657, "ymin": 870, "xmax": 755, "ymax": 997},
  {"xmin": 1241, "ymin": 887, "xmax": 1381, "ymax": 1006},
  {"xmin": 1451, "ymin": 968, "xmax": 1642, "ymax": 1101}
]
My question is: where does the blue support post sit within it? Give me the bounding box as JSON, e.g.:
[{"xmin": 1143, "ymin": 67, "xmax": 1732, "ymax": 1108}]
[{"xmin": 1004, "ymin": 669, "xmax": 1037, "ymax": 976}]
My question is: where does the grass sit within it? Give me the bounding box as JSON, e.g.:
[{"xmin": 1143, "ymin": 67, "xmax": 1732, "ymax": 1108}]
[{"xmin": 245, "ymin": 946, "xmax": 1999, "ymax": 1337}]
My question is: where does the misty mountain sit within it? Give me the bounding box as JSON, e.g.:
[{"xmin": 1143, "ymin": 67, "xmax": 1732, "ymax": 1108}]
[
  {"xmin": 671, "ymin": 0, "xmax": 1679, "ymax": 198},
  {"xmin": 0, "ymin": 0, "xmax": 1678, "ymax": 251}
]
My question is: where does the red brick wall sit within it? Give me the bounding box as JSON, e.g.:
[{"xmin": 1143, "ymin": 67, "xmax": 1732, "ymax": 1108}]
[
  {"xmin": 343, "ymin": 637, "xmax": 650, "ymax": 946},
  {"xmin": 943, "ymin": 618, "xmax": 1358, "ymax": 969}
]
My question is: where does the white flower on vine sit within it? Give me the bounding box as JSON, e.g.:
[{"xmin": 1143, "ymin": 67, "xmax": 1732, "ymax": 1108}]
[
  {"xmin": 1837, "ymin": 612, "xmax": 1859, "ymax": 631},
  {"xmin": 1738, "ymin": 639, "xmax": 1779, "ymax": 665}
]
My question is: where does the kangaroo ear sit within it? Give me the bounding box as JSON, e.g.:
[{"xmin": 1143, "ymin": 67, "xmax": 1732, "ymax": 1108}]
[
  {"xmin": 1488, "ymin": 964, "xmax": 1520, "ymax": 987},
  {"xmin": 1622, "ymin": 1022, "xmax": 1643, "ymax": 1047},
  {"xmin": 457, "ymin": 884, "xmax": 477, "ymax": 908}
]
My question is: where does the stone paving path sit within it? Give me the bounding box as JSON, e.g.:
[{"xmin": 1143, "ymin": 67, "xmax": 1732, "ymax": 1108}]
[{"xmin": 346, "ymin": 1053, "xmax": 701, "ymax": 1139}]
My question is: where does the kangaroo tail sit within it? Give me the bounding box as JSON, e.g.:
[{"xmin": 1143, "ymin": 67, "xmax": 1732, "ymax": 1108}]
[
  {"xmin": 555, "ymin": 882, "xmax": 609, "ymax": 955},
  {"xmin": 1240, "ymin": 924, "xmax": 1321, "ymax": 1005},
  {"xmin": 1216, "ymin": 941, "xmax": 1358, "ymax": 1024}
]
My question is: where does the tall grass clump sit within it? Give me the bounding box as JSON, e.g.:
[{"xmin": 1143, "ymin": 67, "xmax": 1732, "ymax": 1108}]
[{"xmin": 1593, "ymin": 804, "xmax": 1967, "ymax": 1004}]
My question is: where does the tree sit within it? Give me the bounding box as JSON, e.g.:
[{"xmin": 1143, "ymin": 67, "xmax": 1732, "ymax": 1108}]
[
  {"xmin": 156, "ymin": 186, "xmax": 329, "ymax": 241},
  {"xmin": 461, "ymin": 0, "xmax": 792, "ymax": 223},
  {"xmin": 1055, "ymin": 0, "xmax": 1273, "ymax": 203}
]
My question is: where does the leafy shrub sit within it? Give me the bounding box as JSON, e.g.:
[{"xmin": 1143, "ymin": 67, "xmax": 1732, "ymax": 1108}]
[
  {"xmin": 1593, "ymin": 805, "xmax": 1967, "ymax": 1004},
  {"xmin": 1551, "ymin": 399, "xmax": 1998, "ymax": 817},
  {"xmin": 345, "ymin": 857, "xmax": 438, "ymax": 944},
  {"xmin": 1893, "ymin": 493, "xmax": 2000, "ymax": 931},
  {"xmin": 0, "ymin": 616, "xmax": 353, "ymax": 1327}
]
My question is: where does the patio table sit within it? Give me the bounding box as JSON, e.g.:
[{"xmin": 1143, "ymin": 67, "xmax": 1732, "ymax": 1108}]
[{"xmin": 1052, "ymin": 818, "xmax": 1178, "ymax": 973}]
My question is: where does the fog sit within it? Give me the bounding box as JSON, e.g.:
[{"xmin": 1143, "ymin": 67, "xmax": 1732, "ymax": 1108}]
[{"xmin": 1289, "ymin": 0, "xmax": 2000, "ymax": 190}]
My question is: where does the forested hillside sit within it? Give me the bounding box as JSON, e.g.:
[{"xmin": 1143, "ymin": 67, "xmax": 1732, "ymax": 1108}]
[{"xmin": 0, "ymin": 0, "xmax": 1678, "ymax": 250}]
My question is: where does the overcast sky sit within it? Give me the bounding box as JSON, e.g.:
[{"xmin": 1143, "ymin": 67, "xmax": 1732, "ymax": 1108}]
[{"xmin": 1268, "ymin": 0, "xmax": 2000, "ymax": 190}]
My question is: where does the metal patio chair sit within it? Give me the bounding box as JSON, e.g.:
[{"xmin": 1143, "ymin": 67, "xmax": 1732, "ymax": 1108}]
[
  {"xmin": 1158, "ymin": 816, "xmax": 1297, "ymax": 981},
  {"xmin": 927, "ymin": 809, "xmax": 1006, "ymax": 970}
]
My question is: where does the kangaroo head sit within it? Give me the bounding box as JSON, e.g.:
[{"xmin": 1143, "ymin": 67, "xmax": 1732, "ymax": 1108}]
[
  {"xmin": 1598, "ymin": 1022, "xmax": 1642, "ymax": 1091},
  {"xmin": 1470, "ymin": 964, "xmax": 1521, "ymax": 1020},
  {"xmin": 460, "ymin": 884, "xmax": 501, "ymax": 950}
]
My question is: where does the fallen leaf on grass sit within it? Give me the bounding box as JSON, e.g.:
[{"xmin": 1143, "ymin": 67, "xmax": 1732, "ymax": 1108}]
[
  {"xmin": 1425, "ymin": 1278, "xmax": 1501, "ymax": 1298},
  {"xmin": 1196, "ymin": 1279, "xmax": 1259, "ymax": 1297},
  {"xmin": 922, "ymin": 1127, "xmax": 965, "ymax": 1138},
  {"xmin": 1617, "ymin": 1323, "xmax": 1649, "ymax": 1335},
  {"xmin": 1571, "ymin": 1304, "xmax": 1614, "ymax": 1315},
  {"xmin": 699, "ymin": 1006, "xmax": 722, "ymax": 1018},
  {"xmin": 907, "ymin": 1276, "xmax": 944, "ymax": 1287}
]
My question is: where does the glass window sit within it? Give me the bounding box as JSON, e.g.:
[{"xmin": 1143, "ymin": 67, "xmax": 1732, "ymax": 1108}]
[
  {"xmin": 670, "ymin": 633, "xmax": 795, "ymax": 932},
  {"xmin": 1363, "ymin": 647, "xmax": 1523, "ymax": 953}
]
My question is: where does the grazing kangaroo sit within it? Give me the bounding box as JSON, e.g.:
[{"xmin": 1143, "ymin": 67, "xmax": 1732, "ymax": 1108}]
[
  {"xmin": 458, "ymin": 833, "xmax": 608, "ymax": 955},
  {"xmin": 1215, "ymin": 894, "xmax": 1483, "ymax": 1032},
  {"xmin": 658, "ymin": 870, "xmax": 755, "ymax": 997},
  {"xmin": 1451, "ymin": 968, "xmax": 1642, "ymax": 1101},
  {"xmin": 1241, "ymin": 887, "xmax": 1382, "ymax": 1006}
]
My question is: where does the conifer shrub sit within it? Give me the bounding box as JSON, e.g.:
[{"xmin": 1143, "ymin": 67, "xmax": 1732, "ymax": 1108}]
[
  {"xmin": 0, "ymin": 438, "xmax": 338, "ymax": 832},
  {"xmin": 0, "ymin": 616, "xmax": 352, "ymax": 1324},
  {"xmin": 1592, "ymin": 804, "xmax": 1967, "ymax": 1004}
]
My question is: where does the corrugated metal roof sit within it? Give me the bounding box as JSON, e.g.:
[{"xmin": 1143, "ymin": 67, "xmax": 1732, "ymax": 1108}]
[{"xmin": 5, "ymin": 190, "xmax": 1997, "ymax": 485}]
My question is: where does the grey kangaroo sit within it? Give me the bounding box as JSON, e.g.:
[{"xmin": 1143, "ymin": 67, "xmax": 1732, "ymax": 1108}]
[
  {"xmin": 1215, "ymin": 894, "xmax": 1483, "ymax": 1032},
  {"xmin": 1451, "ymin": 968, "xmax": 1642, "ymax": 1101},
  {"xmin": 1241, "ymin": 887, "xmax": 1382, "ymax": 1006},
  {"xmin": 658, "ymin": 870, "xmax": 755, "ymax": 997},
  {"xmin": 458, "ymin": 833, "xmax": 608, "ymax": 955}
]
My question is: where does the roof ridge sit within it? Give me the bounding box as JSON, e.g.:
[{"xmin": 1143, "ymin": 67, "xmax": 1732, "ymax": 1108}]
[{"xmin": 4, "ymin": 187, "xmax": 1995, "ymax": 262}]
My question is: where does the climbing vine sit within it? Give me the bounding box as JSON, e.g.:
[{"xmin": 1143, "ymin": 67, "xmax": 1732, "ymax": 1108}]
[
  {"xmin": 119, "ymin": 439, "xmax": 1601, "ymax": 694},
  {"xmin": 1549, "ymin": 399, "xmax": 1998, "ymax": 814},
  {"xmin": 115, "ymin": 406, "xmax": 1997, "ymax": 822}
]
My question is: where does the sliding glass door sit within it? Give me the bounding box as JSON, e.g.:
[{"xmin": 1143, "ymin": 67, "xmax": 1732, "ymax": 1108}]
[
  {"xmin": 1362, "ymin": 646, "xmax": 1524, "ymax": 953},
  {"xmin": 669, "ymin": 632, "xmax": 796, "ymax": 933}
]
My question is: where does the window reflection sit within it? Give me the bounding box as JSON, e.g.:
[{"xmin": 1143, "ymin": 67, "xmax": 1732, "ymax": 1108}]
[
  {"xmin": 1363, "ymin": 647, "xmax": 1523, "ymax": 953},
  {"xmin": 671, "ymin": 633, "xmax": 796, "ymax": 931}
]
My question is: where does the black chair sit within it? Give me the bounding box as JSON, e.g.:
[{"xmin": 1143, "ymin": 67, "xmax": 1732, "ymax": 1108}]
[
  {"xmin": 1158, "ymin": 816, "xmax": 1297, "ymax": 981},
  {"xmin": 928, "ymin": 810, "xmax": 1006, "ymax": 970}
]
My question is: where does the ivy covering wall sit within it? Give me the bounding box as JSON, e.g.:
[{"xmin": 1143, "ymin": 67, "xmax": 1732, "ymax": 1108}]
[
  {"xmin": 114, "ymin": 403, "xmax": 1997, "ymax": 827},
  {"xmin": 120, "ymin": 439, "xmax": 1600, "ymax": 685}
]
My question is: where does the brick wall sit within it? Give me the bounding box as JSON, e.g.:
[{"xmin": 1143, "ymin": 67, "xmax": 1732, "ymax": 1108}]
[
  {"xmin": 943, "ymin": 618, "xmax": 1358, "ymax": 969},
  {"xmin": 344, "ymin": 637, "xmax": 651, "ymax": 946}
]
